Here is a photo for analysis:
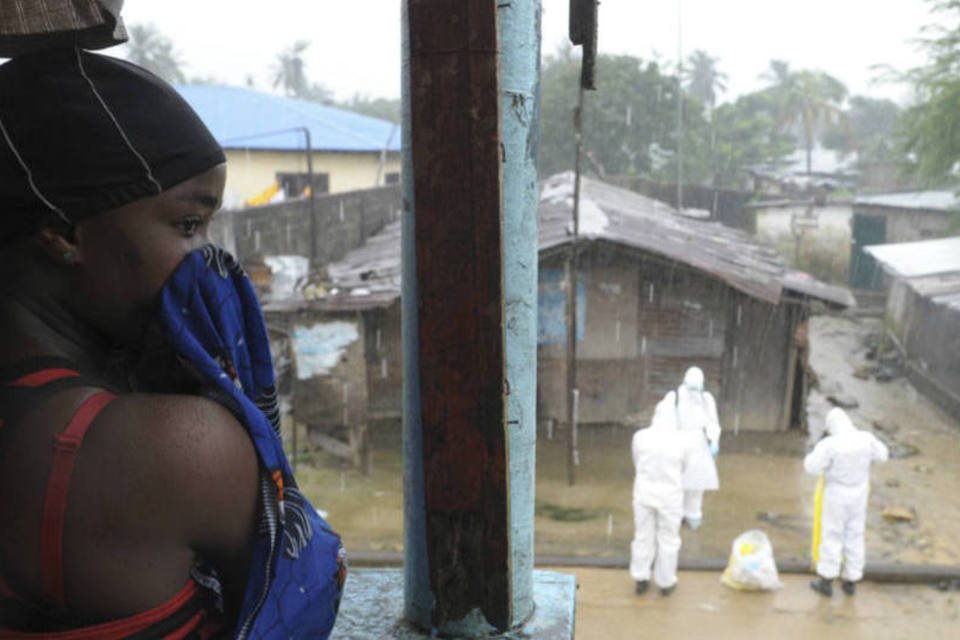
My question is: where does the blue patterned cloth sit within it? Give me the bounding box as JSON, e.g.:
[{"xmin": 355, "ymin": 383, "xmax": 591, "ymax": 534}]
[{"xmin": 158, "ymin": 246, "xmax": 345, "ymax": 639}]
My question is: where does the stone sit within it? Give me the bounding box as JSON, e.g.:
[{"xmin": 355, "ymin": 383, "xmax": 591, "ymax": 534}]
[{"xmin": 882, "ymin": 506, "xmax": 916, "ymax": 522}]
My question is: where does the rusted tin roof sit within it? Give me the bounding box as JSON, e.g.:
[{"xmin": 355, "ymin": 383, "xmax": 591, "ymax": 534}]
[{"xmin": 309, "ymin": 173, "xmax": 851, "ymax": 310}]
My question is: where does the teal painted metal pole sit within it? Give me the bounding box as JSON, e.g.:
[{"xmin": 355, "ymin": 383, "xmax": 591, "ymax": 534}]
[
  {"xmin": 499, "ymin": 0, "xmax": 542, "ymax": 628},
  {"xmin": 401, "ymin": 0, "xmax": 432, "ymax": 629}
]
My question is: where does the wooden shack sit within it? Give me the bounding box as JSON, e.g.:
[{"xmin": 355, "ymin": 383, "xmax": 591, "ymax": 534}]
[{"xmin": 302, "ymin": 174, "xmax": 852, "ymax": 438}]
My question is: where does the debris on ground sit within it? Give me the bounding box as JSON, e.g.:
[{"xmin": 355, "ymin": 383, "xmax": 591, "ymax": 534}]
[
  {"xmin": 883, "ymin": 505, "xmax": 917, "ymax": 522},
  {"xmin": 853, "ymin": 366, "xmax": 874, "ymax": 380},
  {"xmin": 873, "ymin": 420, "xmax": 900, "ymax": 435},
  {"xmin": 886, "ymin": 478, "xmax": 901, "ymax": 488},
  {"xmin": 827, "ymin": 394, "xmax": 860, "ymax": 409}
]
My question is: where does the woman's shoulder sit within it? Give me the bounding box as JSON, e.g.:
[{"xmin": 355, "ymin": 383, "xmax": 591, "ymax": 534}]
[{"xmin": 86, "ymin": 393, "xmax": 259, "ymax": 510}]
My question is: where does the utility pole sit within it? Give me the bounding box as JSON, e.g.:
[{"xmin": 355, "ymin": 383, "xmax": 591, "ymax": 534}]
[
  {"xmin": 676, "ymin": 0, "xmax": 684, "ymax": 212},
  {"xmin": 566, "ymin": 83, "xmax": 584, "ymax": 487},
  {"xmin": 566, "ymin": 0, "xmax": 598, "ymax": 487}
]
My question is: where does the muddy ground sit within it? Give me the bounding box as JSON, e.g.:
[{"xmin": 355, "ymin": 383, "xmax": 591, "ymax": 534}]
[{"xmin": 295, "ymin": 313, "xmax": 960, "ymax": 567}]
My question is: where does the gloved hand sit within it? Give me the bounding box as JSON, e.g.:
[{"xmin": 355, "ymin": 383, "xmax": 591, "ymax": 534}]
[{"xmin": 710, "ymin": 440, "xmax": 719, "ymax": 457}]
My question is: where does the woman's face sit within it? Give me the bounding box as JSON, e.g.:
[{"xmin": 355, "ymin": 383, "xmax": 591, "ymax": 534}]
[{"xmin": 68, "ymin": 164, "xmax": 227, "ymax": 345}]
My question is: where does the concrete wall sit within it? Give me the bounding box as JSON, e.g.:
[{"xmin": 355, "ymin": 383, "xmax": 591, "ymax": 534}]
[
  {"xmin": 754, "ymin": 203, "xmax": 852, "ymax": 284},
  {"xmin": 222, "ymin": 148, "xmax": 402, "ymax": 207},
  {"xmin": 364, "ymin": 304, "xmax": 403, "ymax": 419},
  {"xmin": 209, "ymin": 185, "xmax": 402, "ymax": 267},
  {"xmin": 853, "ymin": 205, "xmax": 954, "ymax": 244}
]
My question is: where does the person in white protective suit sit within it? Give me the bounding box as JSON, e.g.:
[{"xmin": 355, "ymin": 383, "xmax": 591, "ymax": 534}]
[
  {"xmin": 665, "ymin": 366, "xmax": 721, "ymax": 530},
  {"xmin": 804, "ymin": 407, "xmax": 889, "ymax": 596},
  {"xmin": 630, "ymin": 399, "xmax": 687, "ymax": 596}
]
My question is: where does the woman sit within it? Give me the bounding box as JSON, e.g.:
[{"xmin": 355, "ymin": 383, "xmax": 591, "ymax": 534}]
[{"xmin": 0, "ymin": 45, "xmax": 342, "ymax": 638}]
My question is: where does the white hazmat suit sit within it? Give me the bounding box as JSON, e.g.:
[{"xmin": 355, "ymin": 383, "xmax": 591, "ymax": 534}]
[
  {"xmin": 666, "ymin": 367, "xmax": 721, "ymax": 527},
  {"xmin": 804, "ymin": 408, "xmax": 888, "ymax": 583},
  {"xmin": 630, "ymin": 400, "xmax": 687, "ymax": 591}
]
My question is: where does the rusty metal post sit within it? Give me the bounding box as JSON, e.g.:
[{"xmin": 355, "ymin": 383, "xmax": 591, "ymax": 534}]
[{"xmin": 403, "ymin": 0, "xmax": 510, "ymax": 633}]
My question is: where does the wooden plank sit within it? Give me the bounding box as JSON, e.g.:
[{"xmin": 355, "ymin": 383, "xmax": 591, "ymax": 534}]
[{"xmin": 408, "ymin": 0, "xmax": 508, "ymax": 630}]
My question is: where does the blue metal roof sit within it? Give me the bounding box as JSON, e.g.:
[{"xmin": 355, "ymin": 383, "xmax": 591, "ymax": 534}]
[{"xmin": 175, "ymin": 84, "xmax": 401, "ymax": 154}]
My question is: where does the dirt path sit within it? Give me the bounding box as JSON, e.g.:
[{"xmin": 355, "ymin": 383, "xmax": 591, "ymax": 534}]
[{"xmin": 807, "ymin": 315, "xmax": 960, "ymax": 566}]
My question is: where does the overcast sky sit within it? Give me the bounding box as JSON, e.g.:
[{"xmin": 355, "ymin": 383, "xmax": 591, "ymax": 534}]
[{"xmin": 118, "ymin": 0, "xmax": 936, "ymax": 104}]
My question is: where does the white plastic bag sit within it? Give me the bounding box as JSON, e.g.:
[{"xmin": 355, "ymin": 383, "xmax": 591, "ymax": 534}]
[{"xmin": 721, "ymin": 529, "xmax": 783, "ymax": 591}]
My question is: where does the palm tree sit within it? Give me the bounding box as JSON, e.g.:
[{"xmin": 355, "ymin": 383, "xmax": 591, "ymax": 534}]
[
  {"xmin": 126, "ymin": 24, "xmax": 186, "ymax": 84},
  {"xmin": 272, "ymin": 41, "xmax": 332, "ymax": 103},
  {"xmin": 760, "ymin": 59, "xmax": 791, "ymax": 87},
  {"xmin": 776, "ymin": 71, "xmax": 848, "ymax": 174},
  {"xmin": 684, "ymin": 50, "xmax": 727, "ymax": 115}
]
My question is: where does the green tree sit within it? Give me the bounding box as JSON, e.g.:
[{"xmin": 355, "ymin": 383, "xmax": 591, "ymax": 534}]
[
  {"xmin": 710, "ymin": 91, "xmax": 795, "ymax": 188},
  {"xmin": 899, "ymin": 0, "xmax": 960, "ymax": 184},
  {"xmin": 339, "ymin": 95, "xmax": 401, "ymax": 123},
  {"xmin": 823, "ymin": 96, "xmax": 901, "ymax": 163},
  {"xmin": 765, "ymin": 68, "xmax": 848, "ymax": 174},
  {"xmin": 272, "ymin": 40, "xmax": 333, "ymax": 103},
  {"xmin": 684, "ymin": 50, "xmax": 728, "ymax": 115},
  {"xmin": 125, "ymin": 23, "xmax": 186, "ymax": 84},
  {"xmin": 538, "ymin": 49, "xmax": 693, "ymax": 177}
]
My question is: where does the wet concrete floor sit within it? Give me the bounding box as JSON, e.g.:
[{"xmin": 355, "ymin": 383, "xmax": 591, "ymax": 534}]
[{"xmin": 569, "ymin": 567, "xmax": 960, "ymax": 640}]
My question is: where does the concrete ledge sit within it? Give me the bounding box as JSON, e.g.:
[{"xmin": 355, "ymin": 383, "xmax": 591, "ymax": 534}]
[
  {"xmin": 331, "ymin": 569, "xmax": 575, "ymax": 639},
  {"xmin": 343, "ymin": 552, "xmax": 960, "ymax": 584}
]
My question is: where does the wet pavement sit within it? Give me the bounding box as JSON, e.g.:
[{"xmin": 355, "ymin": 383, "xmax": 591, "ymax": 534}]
[{"xmin": 570, "ymin": 567, "xmax": 960, "ymax": 640}]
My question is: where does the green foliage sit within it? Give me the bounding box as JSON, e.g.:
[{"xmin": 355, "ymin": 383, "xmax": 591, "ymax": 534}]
[
  {"xmin": 539, "ymin": 48, "xmax": 758, "ymax": 186},
  {"xmin": 125, "ymin": 23, "xmax": 186, "ymax": 84},
  {"xmin": 539, "ymin": 49, "xmax": 684, "ymax": 177},
  {"xmin": 763, "ymin": 66, "xmax": 848, "ymax": 174},
  {"xmin": 710, "ymin": 91, "xmax": 795, "ymax": 187},
  {"xmin": 900, "ymin": 0, "xmax": 960, "ymax": 185},
  {"xmin": 684, "ymin": 49, "xmax": 728, "ymax": 110},
  {"xmin": 822, "ymin": 96, "xmax": 902, "ymax": 163},
  {"xmin": 272, "ymin": 40, "xmax": 333, "ymax": 103},
  {"xmin": 339, "ymin": 96, "xmax": 401, "ymax": 123}
]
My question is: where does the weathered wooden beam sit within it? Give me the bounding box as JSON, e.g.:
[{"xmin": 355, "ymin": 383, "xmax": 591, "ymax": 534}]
[{"xmin": 407, "ymin": 0, "xmax": 509, "ymax": 631}]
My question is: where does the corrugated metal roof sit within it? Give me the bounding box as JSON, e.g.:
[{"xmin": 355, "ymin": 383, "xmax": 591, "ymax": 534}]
[
  {"xmin": 539, "ymin": 173, "xmax": 785, "ymax": 303},
  {"xmin": 783, "ymin": 271, "xmax": 858, "ymax": 308},
  {"xmin": 855, "ymin": 190, "xmax": 959, "ymax": 212},
  {"xmin": 175, "ymin": 84, "xmax": 401, "ymax": 153},
  {"xmin": 902, "ymin": 273, "xmax": 960, "ymax": 311},
  {"xmin": 864, "ymin": 236, "xmax": 960, "ymax": 278},
  {"xmin": 314, "ymin": 173, "xmax": 852, "ymax": 310}
]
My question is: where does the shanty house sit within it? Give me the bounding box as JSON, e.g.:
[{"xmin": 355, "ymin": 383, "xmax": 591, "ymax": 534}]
[
  {"xmin": 176, "ymin": 84, "xmax": 400, "ymax": 208},
  {"xmin": 850, "ymin": 190, "xmax": 960, "ymax": 289},
  {"xmin": 864, "ymin": 237, "xmax": 960, "ymax": 419},
  {"xmin": 292, "ymin": 174, "xmax": 852, "ymax": 437}
]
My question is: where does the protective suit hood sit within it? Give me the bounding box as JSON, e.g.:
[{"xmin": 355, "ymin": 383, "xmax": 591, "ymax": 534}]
[
  {"xmin": 683, "ymin": 366, "xmax": 704, "ymax": 392},
  {"xmin": 825, "ymin": 408, "xmax": 855, "ymax": 436}
]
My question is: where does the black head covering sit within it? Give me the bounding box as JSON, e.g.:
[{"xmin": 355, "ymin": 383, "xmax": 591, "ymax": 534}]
[{"xmin": 0, "ymin": 47, "xmax": 225, "ymax": 243}]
